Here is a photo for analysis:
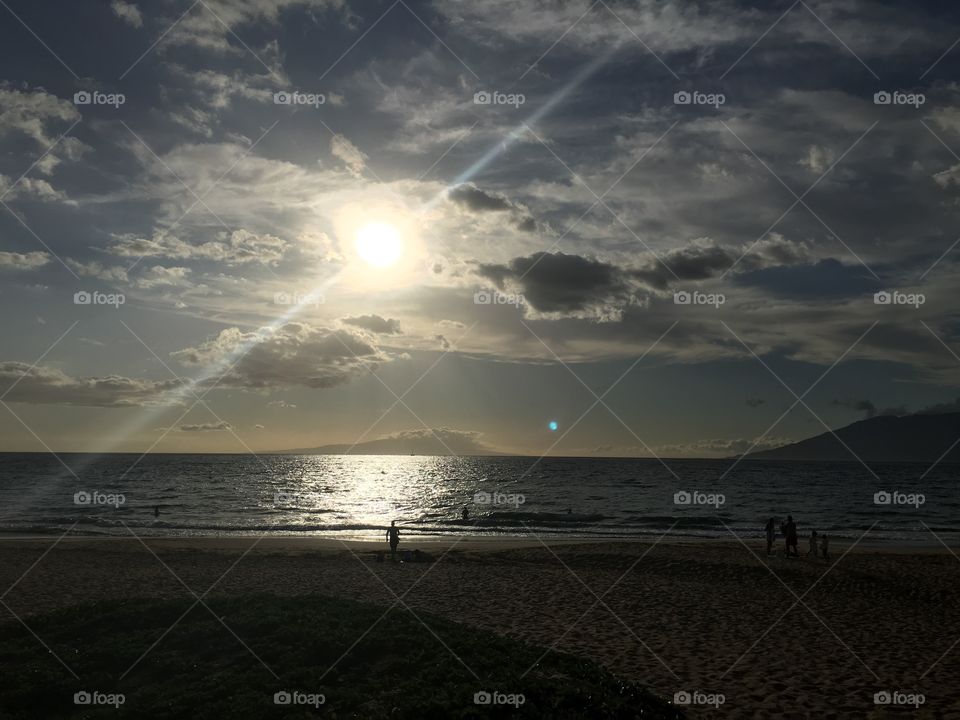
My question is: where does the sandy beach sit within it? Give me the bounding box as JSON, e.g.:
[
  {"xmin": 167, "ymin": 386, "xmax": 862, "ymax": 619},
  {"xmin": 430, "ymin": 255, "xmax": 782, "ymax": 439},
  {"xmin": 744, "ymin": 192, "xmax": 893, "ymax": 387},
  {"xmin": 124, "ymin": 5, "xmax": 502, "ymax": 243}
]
[{"xmin": 0, "ymin": 534, "xmax": 956, "ymax": 718}]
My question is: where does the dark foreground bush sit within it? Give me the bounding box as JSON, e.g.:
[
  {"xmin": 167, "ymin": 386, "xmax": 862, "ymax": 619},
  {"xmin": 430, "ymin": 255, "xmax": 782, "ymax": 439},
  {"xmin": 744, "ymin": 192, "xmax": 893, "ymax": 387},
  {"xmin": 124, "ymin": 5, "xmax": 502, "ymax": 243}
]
[{"xmin": 0, "ymin": 594, "xmax": 682, "ymax": 719}]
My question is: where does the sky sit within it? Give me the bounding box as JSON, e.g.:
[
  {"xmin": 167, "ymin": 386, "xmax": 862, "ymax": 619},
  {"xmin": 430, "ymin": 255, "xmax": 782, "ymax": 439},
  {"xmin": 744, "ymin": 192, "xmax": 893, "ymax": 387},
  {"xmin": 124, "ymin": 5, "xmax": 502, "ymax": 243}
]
[{"xmin": 1, "ymin": 0, "xmax": 959, "ymax": 457}]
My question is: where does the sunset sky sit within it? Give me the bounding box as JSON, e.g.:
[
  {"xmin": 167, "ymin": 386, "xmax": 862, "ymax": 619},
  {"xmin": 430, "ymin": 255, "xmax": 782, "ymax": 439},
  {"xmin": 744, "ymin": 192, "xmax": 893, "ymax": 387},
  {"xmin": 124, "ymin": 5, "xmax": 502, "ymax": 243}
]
[{"xmin": 1, "ymin": 0, "xmax": 959, "ymax": 456}]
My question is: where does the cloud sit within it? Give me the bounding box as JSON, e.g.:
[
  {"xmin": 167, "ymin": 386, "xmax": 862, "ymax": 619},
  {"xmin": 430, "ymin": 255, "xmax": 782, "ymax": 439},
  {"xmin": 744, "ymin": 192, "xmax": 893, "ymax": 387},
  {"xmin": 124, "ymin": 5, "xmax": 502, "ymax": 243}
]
[
  {"xmin": 178, "ymin": 421, "xmax": 232, "ymax": 432},
  {"xmin": 448, "ymin": 182, "xmax": 537, "ymax": 232},
  {"xmin": 330, "ymin": 134, "xmax": 368, "ymax": 177},
  {"xmin": 477, "ymin": 251, "xmax": 630, "ymax": 317},
  {"xmin": 135, "ymin": 265, "xmax": 192, "ymax": 289},
  {"xmin": 0, "ymin": 175, "xmax": 68, "ymax": 202},
  {"xmin": 798, "ymin": 144, "xmax": 836, "ymax": 174},
  {"xmin": 0, "ymin": 85, "xmax": 87, "ymax": 175},
  {"xmin": 0, "ymin": 362, "xmax": 183, "ymax": 407},
  {"xmin": 66, "ymin": 260, "xmax": 128, "ymax": 282},
  {"xmin": 170, "ymin": 322, "xmax": 388, "ymax": 389},
  {"xmin": 268, "ymin": 400, "xmax": 297, "ymax": 408},
  {"xmin": 0, "ymin": 251, "xmax": 50, "ymax": 271},
  {"xmin": 746, "ymin": 397, "xmax": 765, "ymax": 407},
  {"xmin": 448, "ymin": 183, "xmax": 512, "ymax": 212},
  {"xmin": 110, "ymin": 0, "xmax": 143, "ymax": 28},
  {"xmin": 107, "ymin": 229, "xmax": 288, "ymax": 266},
  {"xmin": 341, "ymin": 314, "xmax": 402, "ymax": 334}
]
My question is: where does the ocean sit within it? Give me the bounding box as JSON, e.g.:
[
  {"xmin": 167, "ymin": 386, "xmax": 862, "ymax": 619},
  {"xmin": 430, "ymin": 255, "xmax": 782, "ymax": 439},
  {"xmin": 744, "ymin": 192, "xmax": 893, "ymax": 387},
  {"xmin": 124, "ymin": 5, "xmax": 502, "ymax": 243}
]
[{"xmin": 0, "ymin": 453, "xmax": 955, "ymax": 544}]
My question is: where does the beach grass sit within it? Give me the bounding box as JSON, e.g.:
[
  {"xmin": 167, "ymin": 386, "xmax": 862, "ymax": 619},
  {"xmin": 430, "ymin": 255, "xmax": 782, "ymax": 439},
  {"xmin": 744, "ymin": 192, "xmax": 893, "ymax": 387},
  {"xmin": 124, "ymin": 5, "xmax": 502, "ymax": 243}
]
[{"xmin": 0, "ymin": 593, "xmax": 680, "ymax": 719}]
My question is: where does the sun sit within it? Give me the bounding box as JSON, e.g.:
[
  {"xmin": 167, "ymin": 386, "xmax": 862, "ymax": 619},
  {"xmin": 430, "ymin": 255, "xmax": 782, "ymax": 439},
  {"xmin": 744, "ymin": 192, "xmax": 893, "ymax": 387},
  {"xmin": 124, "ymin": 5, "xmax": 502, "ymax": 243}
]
[{"xmin": 355, "ymin": 222, "xmax": 402, "ymax": 268}]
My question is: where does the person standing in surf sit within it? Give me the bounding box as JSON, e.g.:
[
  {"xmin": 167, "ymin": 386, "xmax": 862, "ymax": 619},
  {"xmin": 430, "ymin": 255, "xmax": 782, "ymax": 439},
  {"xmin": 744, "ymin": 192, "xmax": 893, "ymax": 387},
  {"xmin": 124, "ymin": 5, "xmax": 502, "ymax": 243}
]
[{"xmin": 386, "ymin": 520, "xmax": 400, "ymax": 560}]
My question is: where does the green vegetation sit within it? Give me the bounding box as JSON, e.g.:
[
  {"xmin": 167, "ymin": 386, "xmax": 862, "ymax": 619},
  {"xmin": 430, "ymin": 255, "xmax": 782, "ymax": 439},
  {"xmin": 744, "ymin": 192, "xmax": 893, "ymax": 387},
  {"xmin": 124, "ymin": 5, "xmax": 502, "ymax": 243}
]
[{"xmin": 0, "ymin": 594, "xmax": 681, "ymax": 718}]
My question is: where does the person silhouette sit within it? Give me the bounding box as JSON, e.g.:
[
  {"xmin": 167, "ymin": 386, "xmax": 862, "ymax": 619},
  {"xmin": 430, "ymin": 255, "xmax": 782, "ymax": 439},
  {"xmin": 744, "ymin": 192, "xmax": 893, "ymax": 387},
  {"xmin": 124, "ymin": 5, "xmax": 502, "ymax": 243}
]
[
  {"xmin": 781, "ymin": 516, "xmax": 799, "ymax": 557},
  {"xmin": 154, "ymin": 505, "xmax": 159, "ymax": 518},
  {"xmin": 765, "ymin": 517, "xmax": 776, "ymax": 555},
  {"xmin": 820, "ymin": 533, "xmax": 830, "ymax": 560},
  {"xmin": 462, "ymin": 506, "xmax": 469, "ymax": 521},
  {"xmin": 386, "ymin": 520, "xmax": 400, "ymax": 559},
  {"xmin": 807, "ymin": 530, "xmax": 818, "ymax": 557}
]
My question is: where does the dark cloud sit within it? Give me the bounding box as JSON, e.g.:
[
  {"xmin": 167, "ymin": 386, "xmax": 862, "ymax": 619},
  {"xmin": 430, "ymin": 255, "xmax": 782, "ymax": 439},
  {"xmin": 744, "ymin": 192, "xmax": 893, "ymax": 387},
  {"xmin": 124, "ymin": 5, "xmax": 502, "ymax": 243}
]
[
  {"xmin": 448, "ymin": 183, "xmax": 512, "ymax": 212},
  {"xmin": 448, "ymin": 183, "xmax": 537, "ymax": 233},
  {"xmin": 477, "ymin": 251, "xmax": 629, "ymax": 314},
  {"xmin": 746, "ymin": 397, "xmax": 765, "ymax": 407},
  {"xmin": 341, "ymin": 314, "xmax": 402, "ymax": 334}
]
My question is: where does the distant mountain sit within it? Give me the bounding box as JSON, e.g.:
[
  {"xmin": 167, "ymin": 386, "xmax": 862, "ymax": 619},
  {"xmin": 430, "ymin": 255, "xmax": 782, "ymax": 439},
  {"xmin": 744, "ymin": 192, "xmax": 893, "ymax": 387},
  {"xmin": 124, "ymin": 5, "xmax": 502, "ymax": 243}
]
[
  {"xmin": 744, "ymin": 412, "xmax": 960, "ymax": 463},
  {"xmin": 276, "ymin": 429, "xmax": 502, "ymax": 456}
]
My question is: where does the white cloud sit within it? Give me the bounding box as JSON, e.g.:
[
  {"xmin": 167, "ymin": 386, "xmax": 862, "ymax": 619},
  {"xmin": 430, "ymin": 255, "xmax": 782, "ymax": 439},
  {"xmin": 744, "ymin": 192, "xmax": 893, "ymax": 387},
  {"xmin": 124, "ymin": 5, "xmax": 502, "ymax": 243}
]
[
  {"xmin": 135, "ymin": 265, "xmax": 192, "ymax": 289},
  {"xmin": 0, "ymin": 251, "xmax": 50, "ymax": 271},
  {"xmin": 330, "ymin": 134, "xmax": 368, "ymax": 177},
  {"xmin": 170, "ymin": 322, "xmax": 389, "ymax": 389},
  {"xmin": 0, "ymin": 362, "xmax": 183, "ymax": 407},
  {"xmin": 111, "ymin": 0, "xmax": 143, "ymax": 28}
]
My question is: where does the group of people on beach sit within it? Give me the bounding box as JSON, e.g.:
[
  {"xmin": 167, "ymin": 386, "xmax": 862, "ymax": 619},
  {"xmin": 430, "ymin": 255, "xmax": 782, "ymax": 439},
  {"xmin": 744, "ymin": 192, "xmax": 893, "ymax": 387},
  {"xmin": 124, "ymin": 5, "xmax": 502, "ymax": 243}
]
[{"xmin": 765, "ymin": 516, "xmax": 829, "ymax": 559}]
